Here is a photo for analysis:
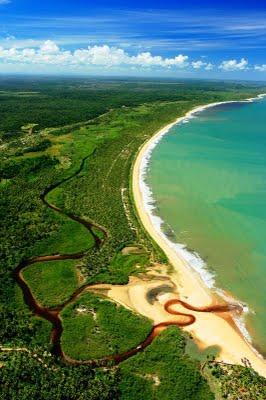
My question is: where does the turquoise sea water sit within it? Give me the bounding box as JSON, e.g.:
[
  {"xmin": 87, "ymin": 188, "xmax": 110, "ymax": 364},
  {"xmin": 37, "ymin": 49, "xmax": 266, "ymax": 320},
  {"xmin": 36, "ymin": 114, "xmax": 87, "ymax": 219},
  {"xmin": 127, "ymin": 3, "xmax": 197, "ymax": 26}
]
[{"xmin": 146, "ymin": 97, "xmax": 266, "ymax": 355}]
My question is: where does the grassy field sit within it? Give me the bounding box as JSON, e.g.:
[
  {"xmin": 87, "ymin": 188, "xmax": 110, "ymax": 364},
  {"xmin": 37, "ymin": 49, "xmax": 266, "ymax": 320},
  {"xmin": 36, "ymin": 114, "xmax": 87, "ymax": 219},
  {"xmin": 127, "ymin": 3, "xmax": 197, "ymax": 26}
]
[
  {"xmin": 1, "ymin": 78, "xmax": 265, "ymax": 399},
  {"xmin": 95, "ymin": 249, "xmax": 149, "ymax": 284},
  {"xmin": 32, "ymin": 215, "xmax": 95, "ymax": 256},
  {"xmin": 1, "ymin": 76, "xmax": 263, "ymax": 134},
  {"xmin": 61, "ymin": 292, "xmax": 152, "ymax": 360},
  {"xmin": 23, "ymin": 260, "xmax": 79, "ymax": 307}
]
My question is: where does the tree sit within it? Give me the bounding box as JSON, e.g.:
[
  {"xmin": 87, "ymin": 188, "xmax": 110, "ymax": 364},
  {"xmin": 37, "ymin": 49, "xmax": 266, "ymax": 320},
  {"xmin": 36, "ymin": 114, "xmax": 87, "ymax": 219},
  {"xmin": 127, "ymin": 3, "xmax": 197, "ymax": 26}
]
[{"xmin": 21, "ymin": 123, "xmax": 39, "ymax": 135}]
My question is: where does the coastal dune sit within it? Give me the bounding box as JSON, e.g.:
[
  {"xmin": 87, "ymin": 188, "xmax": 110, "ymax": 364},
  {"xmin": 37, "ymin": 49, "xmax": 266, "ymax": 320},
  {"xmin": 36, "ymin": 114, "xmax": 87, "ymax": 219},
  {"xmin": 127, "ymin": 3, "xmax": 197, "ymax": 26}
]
[{"xmin": 132, "ymin": 98, "xmax": 266, "ymax": 378}]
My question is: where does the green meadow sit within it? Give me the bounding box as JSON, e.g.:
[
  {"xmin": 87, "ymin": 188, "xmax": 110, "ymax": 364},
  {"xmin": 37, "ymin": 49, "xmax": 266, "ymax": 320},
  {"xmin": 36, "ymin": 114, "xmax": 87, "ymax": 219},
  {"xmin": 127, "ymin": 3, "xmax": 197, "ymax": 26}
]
[
  {"xmin": 1, "ymin": 78, "xmax": 265, "ymax": 399},
  {"xmin": 23, "ymin": 260, "xmax": 79, "ymax": 308},
  {"xmin": 61, "ymin": 292, "xmax": 152, "ymax": 360}
]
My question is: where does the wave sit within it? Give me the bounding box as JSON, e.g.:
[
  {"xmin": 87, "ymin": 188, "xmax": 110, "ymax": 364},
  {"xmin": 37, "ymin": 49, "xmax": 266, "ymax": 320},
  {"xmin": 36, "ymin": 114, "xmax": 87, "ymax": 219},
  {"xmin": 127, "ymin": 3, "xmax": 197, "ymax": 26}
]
[
  {"xmin": 139, "ymin": 93, "xmax": 266, "ymax": 352},
  {"xmin": 139, "ymin": 131, "xmax": 216, "ymax": 290},
  {"xmin": 216, "ymin": 288, "xmax": 265, "ymax": 359}
]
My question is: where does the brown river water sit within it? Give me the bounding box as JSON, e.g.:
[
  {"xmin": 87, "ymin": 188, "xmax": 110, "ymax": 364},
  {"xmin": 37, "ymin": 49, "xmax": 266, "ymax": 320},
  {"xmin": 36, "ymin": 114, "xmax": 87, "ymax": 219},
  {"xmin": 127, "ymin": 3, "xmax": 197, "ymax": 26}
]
[{"xmin": 14, "ymin": 156, "xmax": 238, "ymax": 366}]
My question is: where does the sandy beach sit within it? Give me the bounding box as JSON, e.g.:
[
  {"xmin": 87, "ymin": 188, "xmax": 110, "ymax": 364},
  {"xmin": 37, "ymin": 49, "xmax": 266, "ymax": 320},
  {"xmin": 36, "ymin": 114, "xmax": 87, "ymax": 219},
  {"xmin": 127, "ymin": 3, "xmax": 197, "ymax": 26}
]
[{"xmin": 131, "ymin": 97, "xmax": 266, "ymax": 378}]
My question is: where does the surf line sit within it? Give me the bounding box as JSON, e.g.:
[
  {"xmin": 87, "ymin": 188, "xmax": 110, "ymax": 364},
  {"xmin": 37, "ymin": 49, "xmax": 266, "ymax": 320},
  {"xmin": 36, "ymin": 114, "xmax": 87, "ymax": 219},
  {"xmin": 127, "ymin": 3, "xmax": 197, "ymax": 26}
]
[{"xmin": 14, "ymin": 143, "xmax": 242, "ymax": 366}]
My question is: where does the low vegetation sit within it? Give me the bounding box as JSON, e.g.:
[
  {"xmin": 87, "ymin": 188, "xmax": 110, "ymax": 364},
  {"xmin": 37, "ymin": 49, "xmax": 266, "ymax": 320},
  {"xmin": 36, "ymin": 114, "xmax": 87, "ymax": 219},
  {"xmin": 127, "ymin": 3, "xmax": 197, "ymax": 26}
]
[
  {"xmin": 23, "ymin": 260, "xmax": 79, "ymax": 308},
  {"xmin": 61, "ymin": 292, "xmax": 152, "ymax": 360},
  {"xmin": 204, "ymin": 362, "xmax": 266, "ymax": 399},
  {"xmin": 0, "ymin": 350, "xmax": 118, "ymax": 400},
  {"xmin": 119, "ymin": 327, "xmax": 214, "ymax": 400},
  {"xmin": 32, "ymin": 214, "xmax": 95, "ymax": 256},
  {"xmin": 1, "ymin": 76, "xmax": 263, "ymax": 134},
  {"xmin": 1, "ymin": 77, "xmax": 265, "ymax": 399}
]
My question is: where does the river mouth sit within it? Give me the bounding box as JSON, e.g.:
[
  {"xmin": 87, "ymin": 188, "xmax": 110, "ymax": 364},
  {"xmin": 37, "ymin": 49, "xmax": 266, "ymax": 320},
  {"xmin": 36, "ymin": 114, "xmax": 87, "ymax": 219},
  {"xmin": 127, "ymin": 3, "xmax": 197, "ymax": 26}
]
[
  {"xmin": 14, "ymin": 154, "xmax": 238, "ymax": 366},
  {"xmin": 144, "ymin": 96, "xmax": 266, "ymax": 355}
]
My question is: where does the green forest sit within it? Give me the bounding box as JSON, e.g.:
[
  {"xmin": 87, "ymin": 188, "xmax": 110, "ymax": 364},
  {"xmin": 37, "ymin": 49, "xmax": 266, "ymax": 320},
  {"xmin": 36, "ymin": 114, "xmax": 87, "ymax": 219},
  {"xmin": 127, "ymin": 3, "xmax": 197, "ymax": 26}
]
[{"xmin": 1, "ymin": 77, "xmax": 266, "ymax": 399}]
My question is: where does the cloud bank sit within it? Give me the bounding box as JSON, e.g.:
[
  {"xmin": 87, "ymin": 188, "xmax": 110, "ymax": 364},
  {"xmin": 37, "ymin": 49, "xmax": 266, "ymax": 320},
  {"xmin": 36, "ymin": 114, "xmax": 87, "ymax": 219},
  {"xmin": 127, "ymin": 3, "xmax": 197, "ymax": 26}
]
[
  {"xmin": 255, "ymin": 64, "xmax": 266, "ymax": 72},
  {"xmin": 0, "ymin": 40, "xmax": 265, "ymax": 74},
  {"xmin": 0, "ymin": 41, "xmax": 189, "ymax": 69},
  {"xmin": 192, "ymin": 61, "xmax": 214, "ymax": 70},
  {"xmin": 219, "ymin": 58, "xmax": 248, "ymax": 71}
]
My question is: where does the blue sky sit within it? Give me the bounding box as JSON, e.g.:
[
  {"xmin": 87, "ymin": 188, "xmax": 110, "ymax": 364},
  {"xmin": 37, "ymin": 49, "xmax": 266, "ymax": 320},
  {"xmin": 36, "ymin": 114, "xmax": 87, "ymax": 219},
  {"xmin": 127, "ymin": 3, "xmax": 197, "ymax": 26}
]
[{"xmin": 0, "ymin": 0, "xmax": 266, "ymax": 79}]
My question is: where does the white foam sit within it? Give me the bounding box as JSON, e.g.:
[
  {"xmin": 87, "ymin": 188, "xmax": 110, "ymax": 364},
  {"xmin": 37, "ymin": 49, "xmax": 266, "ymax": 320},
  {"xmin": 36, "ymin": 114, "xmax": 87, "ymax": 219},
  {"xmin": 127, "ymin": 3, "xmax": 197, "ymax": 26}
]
[
  {"xmin": 233, "ymin": 312, "xmax": 264, "ymax": 359},
  {"xmin": 216, "ymin": 289, "xmax": 254, "ymax": 343},
  {"xmin": 215, "ymin": 288, "xmax": 265, "ymax": 360},
  {"xmin": 138, "ymin": 93, "xmax": 266, "ymax": 353},
  {"xmin": 139, "ymin": 123, "xmax": 216, "ymax": 289}
]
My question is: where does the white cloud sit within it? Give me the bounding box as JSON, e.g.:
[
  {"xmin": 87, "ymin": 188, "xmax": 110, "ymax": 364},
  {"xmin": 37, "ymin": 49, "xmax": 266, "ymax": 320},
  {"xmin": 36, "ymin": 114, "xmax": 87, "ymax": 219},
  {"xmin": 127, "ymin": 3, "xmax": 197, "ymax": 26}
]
[
  {"xmin": 254, "ymin": 64, "xmax": 266, "ymax": 72},
  {"xmin": 205, "ymin": 63, "xmax": 214, "ymax": 70},
  {"xmin": 130, "ymin": 52, "xmax": 188, "ymax": 68},
  {"xmin": 74, "ymin": 45, "xmax": 128, "ymax": 66},
  {"xmin": 163, "ymin": 54, "xmax": 189, "ymax": 68},
  {"xmin": 0, "ymin": 40, "xmax": 190, "ymax": 69},
  {"xmin": 0, "ymin": 40, "xmax": 262, "ymax": 75},
  {"xmin": 40, "ymin": 40, "xmax": 60, "ymax": 54},
  {"xmin": 219, "ymin": 58, "xmax": 248, "ymax": 71},
  {"xmin": 192, "ymin": 61, "xmax": 214, "ymax": 70},
  {"xmin": 192, "ymin": 60, "xmax": 205, "ymax": 69}
]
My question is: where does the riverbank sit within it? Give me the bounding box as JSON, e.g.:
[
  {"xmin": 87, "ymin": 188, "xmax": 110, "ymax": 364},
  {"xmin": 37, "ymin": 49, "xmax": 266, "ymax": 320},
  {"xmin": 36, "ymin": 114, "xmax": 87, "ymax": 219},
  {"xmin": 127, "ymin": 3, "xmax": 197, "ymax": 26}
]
[{"xmin": 132, "ymin": 96, "xmax": 266, "ymax": 378}]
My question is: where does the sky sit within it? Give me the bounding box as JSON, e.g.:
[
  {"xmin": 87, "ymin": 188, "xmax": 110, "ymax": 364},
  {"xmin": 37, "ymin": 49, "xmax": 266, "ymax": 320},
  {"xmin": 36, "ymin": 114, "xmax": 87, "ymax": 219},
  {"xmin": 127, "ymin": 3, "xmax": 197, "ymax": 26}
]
[{"xmin": 0, "ymin": 0, "xmax": 266, "ymax": 80}]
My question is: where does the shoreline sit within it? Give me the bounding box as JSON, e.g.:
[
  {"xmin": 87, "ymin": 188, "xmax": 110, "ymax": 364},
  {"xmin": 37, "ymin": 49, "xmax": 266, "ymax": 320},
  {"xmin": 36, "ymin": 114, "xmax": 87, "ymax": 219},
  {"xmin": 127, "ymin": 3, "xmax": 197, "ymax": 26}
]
[{"xmin": 132, "ymin": 94, "xmax": 266, "ymax": 377}]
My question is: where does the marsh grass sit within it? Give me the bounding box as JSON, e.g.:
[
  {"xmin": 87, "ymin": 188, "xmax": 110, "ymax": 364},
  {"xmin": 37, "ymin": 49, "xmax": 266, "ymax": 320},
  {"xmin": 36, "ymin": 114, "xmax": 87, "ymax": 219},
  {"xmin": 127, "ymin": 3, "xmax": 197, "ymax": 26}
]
[
  {"xmin": 61, "ymin": 292, "xmax": 152, "ymax": 360},
  {"xmin": 23, "ymin": 260, "xmax": 79, "ymax": 307}
]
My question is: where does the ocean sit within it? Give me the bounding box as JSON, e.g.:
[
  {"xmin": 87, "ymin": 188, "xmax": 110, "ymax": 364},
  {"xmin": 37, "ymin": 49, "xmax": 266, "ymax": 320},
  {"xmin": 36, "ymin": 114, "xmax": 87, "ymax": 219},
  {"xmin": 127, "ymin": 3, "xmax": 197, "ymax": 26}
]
[{"xmin": 145, "ymin": 95, "xmax": 266, "ymax": 356}]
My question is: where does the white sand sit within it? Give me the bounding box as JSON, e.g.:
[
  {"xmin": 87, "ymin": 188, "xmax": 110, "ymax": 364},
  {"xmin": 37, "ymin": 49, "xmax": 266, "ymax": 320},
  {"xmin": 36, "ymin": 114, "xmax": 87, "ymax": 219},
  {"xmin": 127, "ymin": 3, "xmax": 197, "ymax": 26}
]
[{"xmin": 132, "ymin": 96, "xmax": 266, "ymax": 377}]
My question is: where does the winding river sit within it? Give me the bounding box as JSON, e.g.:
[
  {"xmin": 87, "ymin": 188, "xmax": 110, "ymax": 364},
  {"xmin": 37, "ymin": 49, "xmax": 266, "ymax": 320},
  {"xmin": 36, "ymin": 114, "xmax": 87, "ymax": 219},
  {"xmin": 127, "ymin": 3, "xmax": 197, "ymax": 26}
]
[{"xmin": 14, "ymin": 155, "xmax": 238, "ymax": 366}]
